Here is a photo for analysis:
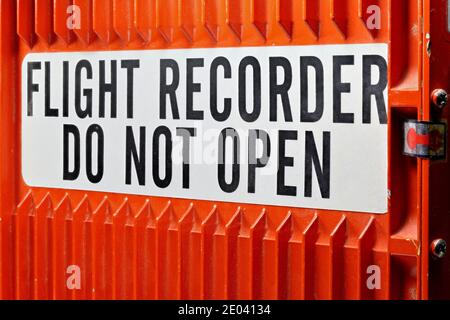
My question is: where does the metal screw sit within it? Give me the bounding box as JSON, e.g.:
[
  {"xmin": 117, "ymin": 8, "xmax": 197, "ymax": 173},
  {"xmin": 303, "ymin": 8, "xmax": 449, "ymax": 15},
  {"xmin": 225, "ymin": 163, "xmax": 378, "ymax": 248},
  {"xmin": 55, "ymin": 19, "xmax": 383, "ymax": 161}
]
[
  {"xmin": 431, "ymin": 89, "xmax": 448, "ymax": 109},
  {"xmin": 431, "ymin": 239, "xmax": 447, "ymax": 259}
]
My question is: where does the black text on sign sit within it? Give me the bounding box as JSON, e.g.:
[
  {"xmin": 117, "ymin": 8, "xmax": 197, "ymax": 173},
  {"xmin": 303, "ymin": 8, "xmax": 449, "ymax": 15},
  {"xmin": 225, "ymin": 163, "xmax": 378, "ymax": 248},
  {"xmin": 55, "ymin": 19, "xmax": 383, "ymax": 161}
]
[{"xmin": 22, "ymin": 44, "xmax": 388, "ymax": 213}]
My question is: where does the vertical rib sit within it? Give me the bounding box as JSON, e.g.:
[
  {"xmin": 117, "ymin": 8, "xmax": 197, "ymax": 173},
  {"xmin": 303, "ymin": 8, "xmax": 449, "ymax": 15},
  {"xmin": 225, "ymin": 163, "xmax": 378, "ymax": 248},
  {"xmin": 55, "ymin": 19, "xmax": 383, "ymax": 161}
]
[
  {"xmin": 112, "ymin": 199, "xmax": 136, "ymax": 299},
  {"xmin": 112, "ymin": 0, "xmax": 134, "ymax": 44},
  {"xmin": 259, "ymin": 211, "xmax": 278, "ymax": 299},
  {"xmin": 276, "ymin": 212, "xmax": 293, "ymax": 299},
  {"xmin": 52, "ymin": 195, "xmax": 72, "ymax": 299},
  {"xmin": 181, "ymin": 0, "xmax": 215, "ymax": 45},
  {"xmin": 329, "ymin": 215, "xmax": 347, "ymax": 299},
  {"xmin": 135, "ymin": 200, "xmax": 156, "ymax": 299},
  {"xmin": 301, "ymin": 214, "xmax": 319, "ymax": 299},
  {"xmin": 357, "ymin": 217, "xmax": 375, "ymax": 299},
  {"xmin": 134, "ymin": 0, "xmax": 152, "ymax": 43},
  {"xmin": 15, "ymin": 193, "xmax": 35, "ymax": 299},
  {"xmin": 35, "ymin": 0, "xmax": 54, "ymax": 45},
  {"xmin": 158, "ymin": 0, "xmax": 190, "ymax": 45},
  {"xmin": 73, "ymin": 0, "xmax": 95, "ymax": 44},
  {"xmin": 54, "ymin": 0, "xmax": 74, "ymax": 44},
  {"xmin": 156, "ymin": 201, "xmax": 178, "ymax": 299},
  {"xmin": 204, "ymin": 0, "xmax": 239, "ymax": 43},
  {"xmin": 228, "ymin": 0, "xmax": 265, "ymax": 43},
  {"xmin": 250, "ymin": 210, "xmax": 266, "ymax": 299},
  {"xmin": 93, "ymin": 0, "xmax": 116, "ymax": 44},
  {"xmin": 17, "ymin": 0, "xmax": 35, "ymax": 47},
  {"xmin": 91, "ymin": 198, "xmax": 113, "ymax": 299},
  {"xmin": 201, "ymin": 206, "xmax": 227, "ymax": 299},
  {"xmin": 330, "ymin": 0, "xmax": 348, "ymax": 38},
  {"xmin": 184, "ymin": 204, "xmax": 203, "ymax": 299},
  {"xmin": 72, "ymin": 196, "xmax": 92, "ymax": 299},
  {"xmin": 303, "ymin": 0, "xmax": 320, "ymax": 38},
  {"xmin": 34, "ymin": 194, "xmax": 53, "ymax": 299},
  {"xmin": 254, "ymin": 0, "xmax": 291, "ymax": 42}
]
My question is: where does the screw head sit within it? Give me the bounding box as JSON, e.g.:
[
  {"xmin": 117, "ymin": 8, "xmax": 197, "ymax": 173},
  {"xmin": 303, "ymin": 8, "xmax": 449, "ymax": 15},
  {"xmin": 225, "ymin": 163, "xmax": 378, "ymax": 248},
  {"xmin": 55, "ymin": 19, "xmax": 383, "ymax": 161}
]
[
  {"xmin": 431, "ymin": 239, "xmax": 447, "ymax": 259},
  {"xmin": 432, "ymin": 89, "xmax": 448, "ymax": 109}
]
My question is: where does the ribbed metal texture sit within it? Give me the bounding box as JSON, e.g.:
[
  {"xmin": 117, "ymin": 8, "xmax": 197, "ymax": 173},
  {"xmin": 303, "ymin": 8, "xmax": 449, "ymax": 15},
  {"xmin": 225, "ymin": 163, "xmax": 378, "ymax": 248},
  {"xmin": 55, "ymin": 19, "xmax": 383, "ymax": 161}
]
[{"xmin": 0, "ymin": 0, "xmax": 428, "ymax": 300}]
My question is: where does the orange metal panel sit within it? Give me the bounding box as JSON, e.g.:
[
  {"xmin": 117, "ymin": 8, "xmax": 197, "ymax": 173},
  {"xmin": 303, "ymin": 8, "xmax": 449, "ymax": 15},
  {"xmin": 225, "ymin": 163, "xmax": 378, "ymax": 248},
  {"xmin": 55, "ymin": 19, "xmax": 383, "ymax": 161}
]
[
  {"xmin": 428, "ymin": 0, "xmax": 450, "ymax": 300},
  {"xmin": 0, "ymin": 0, "xmax": 447, "ymax": 300}
]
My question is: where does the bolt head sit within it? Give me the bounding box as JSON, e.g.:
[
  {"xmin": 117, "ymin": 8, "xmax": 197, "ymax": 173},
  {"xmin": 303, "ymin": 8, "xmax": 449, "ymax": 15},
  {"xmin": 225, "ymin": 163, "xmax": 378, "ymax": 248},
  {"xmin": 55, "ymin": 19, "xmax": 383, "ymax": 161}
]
[
  {"xmin": 432, "ymin": 89, "xmax": 448, "ymax": 109},
  {"xmin": 431, "ymin": 239, "xmax": 447, "ymax": 259}
]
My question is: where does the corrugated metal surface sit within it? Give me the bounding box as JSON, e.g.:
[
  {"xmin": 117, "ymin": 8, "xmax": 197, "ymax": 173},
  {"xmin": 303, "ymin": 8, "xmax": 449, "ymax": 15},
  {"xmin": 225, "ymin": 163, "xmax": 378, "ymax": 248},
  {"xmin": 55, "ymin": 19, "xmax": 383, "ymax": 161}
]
[{"xmin": 0, "ymin": 0, "xmax": 441, "ymax": 299}]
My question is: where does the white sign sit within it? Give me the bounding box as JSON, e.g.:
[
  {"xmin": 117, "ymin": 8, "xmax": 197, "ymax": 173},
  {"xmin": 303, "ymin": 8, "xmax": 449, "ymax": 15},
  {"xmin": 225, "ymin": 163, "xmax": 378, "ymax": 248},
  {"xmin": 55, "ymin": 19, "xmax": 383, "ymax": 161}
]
[{"xmin": 22, "ymin": 44, "xmax": 388, "ymax": 213}]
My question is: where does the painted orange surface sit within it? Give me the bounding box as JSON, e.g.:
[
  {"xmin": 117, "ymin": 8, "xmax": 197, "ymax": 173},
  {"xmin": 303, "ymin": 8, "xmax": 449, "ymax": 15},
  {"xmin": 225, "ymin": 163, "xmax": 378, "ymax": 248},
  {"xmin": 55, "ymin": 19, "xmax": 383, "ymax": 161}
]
[{"xmin": 0, "ymin": 0, "xmax": 448, "ymax": 300}]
